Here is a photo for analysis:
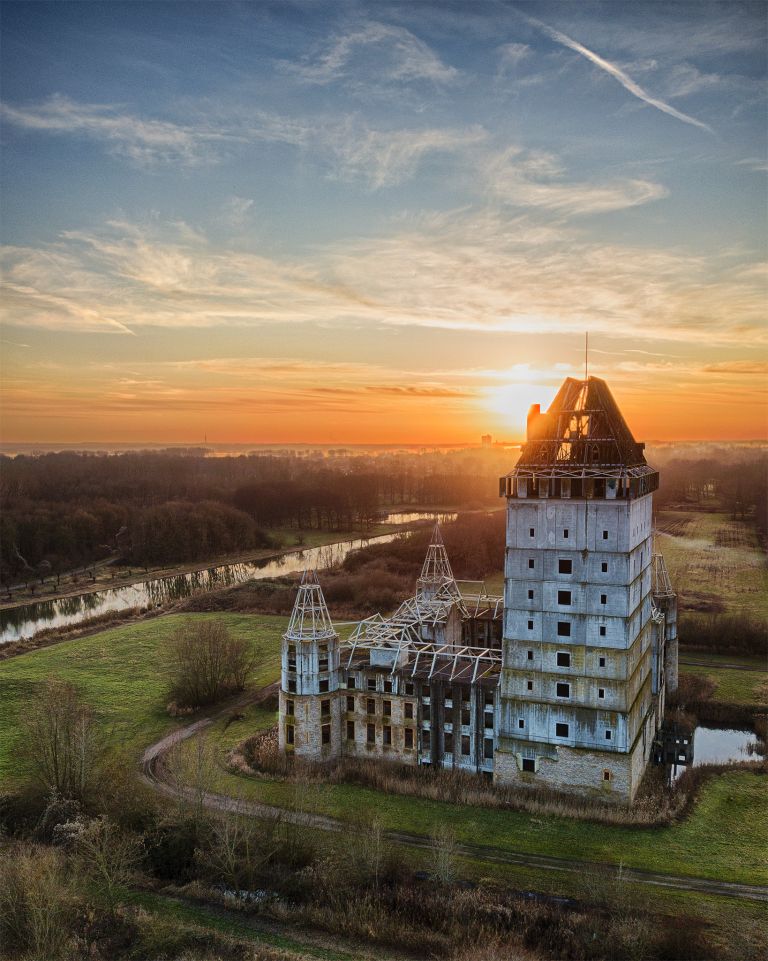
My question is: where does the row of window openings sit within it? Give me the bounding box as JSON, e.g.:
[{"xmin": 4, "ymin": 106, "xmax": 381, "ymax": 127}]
[
  {"xmin": 525, "ymin": 588, "xmax": 608, "ymax": 604},
  {"xmin": 528, "ymin": 528, "xmax": 611, "ymax": 540},
  {"xmin": 527, "ymin": 559, "xmax": 609, "ymax": 575},
  {"xmin": 522, "ymin": 679, "xmax": 606, "ymax": 699},
  {"xmin": 286, "ymin": 645, "xmax": 330, "ymax": 672},
  {"xmin": 527, "ymin": 651, "xmax": 606, "ymax": 670},
  {"xmin": 525, "ymin": 620, "xmax": 607, "ymax": 635}
]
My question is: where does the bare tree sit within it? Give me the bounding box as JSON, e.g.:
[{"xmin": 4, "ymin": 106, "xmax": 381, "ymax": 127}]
[
  {"xmin": 23, "ymin": 679, "xmax": 102, "ymax": 802},
  {"xmin": 201, "ymin": 805, "xmax": 279, "ymax": 891},
  {"xmin": 163, "ymin": 733, "xmax": 219, "ymax": 826},
  {"xmin": 167, "ymin": 619, "xmax": 255, "ymax": 708},
  {"xmin": 74, "ymin": 817, "xmax": 143, "ymax": 908}
]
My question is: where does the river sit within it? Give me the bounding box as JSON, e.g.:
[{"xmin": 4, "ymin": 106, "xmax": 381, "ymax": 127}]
[{"xmin": 0, "ymin": 511, "xmax": 456, "ymax": 644}]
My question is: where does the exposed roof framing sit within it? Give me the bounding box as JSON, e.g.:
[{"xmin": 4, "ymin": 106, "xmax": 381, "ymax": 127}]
[
  {"xmin": 284, "ymin": 569, "xmax": 337, "ymax": 642},
  {"xmin": 514, "ymin": 377, "xmax": 649, "ymax": 471}
]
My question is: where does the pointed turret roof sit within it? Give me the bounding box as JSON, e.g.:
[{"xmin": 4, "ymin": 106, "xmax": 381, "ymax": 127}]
[
  {"xmin": 284, "ymin": 569, "xmax": 337, "ymax": 642},
  {"xmin": 519, "ymin": 376, "xmax": 647, "ymax": 470},
  {"xmin": 416, "ymin": 523, "xmax": 460, "ymax": 601}
]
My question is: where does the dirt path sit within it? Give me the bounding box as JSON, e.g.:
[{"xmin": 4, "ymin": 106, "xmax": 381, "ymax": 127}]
[
  {"xmin": 680, "ymin": 657, "xmax": 766, "ymax": 673},
  {"xmin": 140, "ymin": 690, "xmax": 768, "ymax": 905}
]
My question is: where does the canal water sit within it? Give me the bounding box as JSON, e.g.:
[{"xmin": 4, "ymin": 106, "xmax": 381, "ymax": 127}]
[
  {"xmin": 0, "ymin": 511, "xmax": 456, "ymax": 644},
  {"xmin": 670, "ymin": 726, "xmax": 764, "ymax": 781}
]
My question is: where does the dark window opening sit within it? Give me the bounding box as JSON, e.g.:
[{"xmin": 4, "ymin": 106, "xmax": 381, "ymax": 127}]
[
  {"xmin": 556, "ymin": 722, "xmax": 569, "ymax": 737},
  {"xmin": 461, "ymin": 736, "xmax": 471, "ymax": 755},
  {"xmin": 346, "ymin": 721, "xmax": 355, "ymax": 740},
  {"xmin": 461, "ymin": 709, "xmax": 470, "ymax": 726},
  {"xmin": 422, "ymin": 729, "xmax": 431, "ymax": 749},
  {"xmin": 321, "ymin": 724, "xmax": 331, "ymax": 745},
  {"xmin": 601, "ymin": 562, "xmax": 608, "ymax": 573},
  {"xmin": 529, "ymin": 527, "xmax": 535, "ymax": 537},
  {"xmin": 559, "ymin": 559, "xmax": 572, "ymax": 574},
  {"xmin": 558, "ymin": 590, "xmax": 571, "ymax": 605},
  {"xmin": 600, "ymin": 594, "xmax": 607, "ymax": 605},
  {"xmin": 444, "ymin": 732, "xmax": 453, "ymax": 753},
  {"xmin": 484, "ymin": 714, "xmax": 494, "ymax": 729},
  {"xmin": 366, "ymin": 698, "xmax": 375, "ymax": 715},
  {"xmin": 384, "ymin": 680, "xmax": 392, "ymax": 693},
  {"xmin": 605, "ymin": 730, "xmax": 612, "ymax": 740},
  {"xmin": 383, "ymin": 700, "xmax": 392, "ymax": 717},
  {"xmin": 602, "ymin": 530, "xmax": 609, "ymax": 540},
  {"xmin": 286, "ymin": 699, "xmax": 294, "ymax": 716},
  {"xmin": 528, "ymin": 589, "xmax": 534, "ymax": 600},
  {"xmin": 383, "ymin": 725, "xmax": 392, "ymax": 746},
  {"xmin": 423, "ymin": 704, "xmax": 431, "ymax": 721},
  {"xmin": 422, "ymin": 685, "xmax": 430, "ymax": 698},
  {"xmin": 599, "ymin": 656, "xmax": 606, "ymax": 668},
  {"xmin": 527, "ymin": 650, "xmax": 534, "ymax": 660},
  {"xmin": 603, "ymin": 769, "xmax": 611, "ymax": 782},
  {"xmin": 484, "ymin": 738, "xmax": 494, "ymax": 759},
  {"xmin": 288, "ymin": 680, "xmax": 296, "ymax": 693},
  {"xmin": 599, "ymin": 626, "xmax": 606, "ymax": 637},
  {"xmin": 563, "ymin": 529, "xmax": 569, "ymax": 539},
  {"xmin": 404, "ymin": 728, "xmax": 414, "ymax": 749},
  {"xmin": 405, "ymin": 682, "xmax": 414, "ymax": 695},
  {"xmin": 366, "ymin": 723, "xmax": 375, "ymax": 744},
  {"xmin": 286, "ymin": 724, "xmax": 294, "ymax": 745},
  {"xmin": 522, "ymin": 757, "xmax": 535, "ymax": 773},
  {"xmin": 321, "ymin": 698, "xmax": 330, "ymax": 717},
  {"xmin": 367, "ymin": 678, "xmax": 376, "ymax": 691},
  {"xmin": 527, "ymin": 680, "xmax": 534, "ymax": 691},
  {"xmin": 346, "ymin": 696, "xmax": 354, "ymax": 712},
  {"xmin": 319, "ymin": 679, "xmax": 329, "ymax": 693},
  {"xmin": 598, "ymin": 688, "xmax": 605, "ymax": 698},
  {"xmin": 347, "ymin": 677, "xmax": 356, "ymax": 689},
  {"xmin": 518, "ymin": 718, "xmax": 525, "ymax": 729},
  {"xmin": 556, "ymin": 652, "xmax": 570, "ymax": 667},
  {"xmin": 556, "ymin": 682, "xmax": 570, "ymax": 698},
  {"xmin": 557, "ymin": 621, "xmax": 571, "ymax": 637},
  {"xmin": 527, "ymin": 620, "xmax": 534, "ymax": 630},
  {"xmin": 404, "ymin": 702, "xmax": 414, "ymax": 719},
  {"xmin": 528, "ymin": 558, "xmax": 535, "ymax": 569}
]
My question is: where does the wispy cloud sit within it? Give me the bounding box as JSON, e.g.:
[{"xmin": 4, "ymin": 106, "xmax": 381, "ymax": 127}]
[
  {"xmin": 4, "ymin": 213, "xmax": 763, "ymax": 350},
  {"xmin": 0, "ymin": 94, "xmax": 232, "ymax": 167},
  {"xmin": 523, "ymin": 14, "xmax": 714, "ymax": 133},
  {"xmin": 283, "ymin": 20, "xmax": 459, "ymax": 86},
  {"xmin": 485, "ymin": 147, "xmax": 667, "ymax": 215},
  {"xmin": 330, "ymin": 123, "xmax": 486, "ymax": 188}
]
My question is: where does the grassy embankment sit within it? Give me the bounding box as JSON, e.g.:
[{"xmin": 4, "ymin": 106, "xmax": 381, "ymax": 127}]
[{"xmin": 0, "ymin": 613, "xmax": 284, "ymax": 786}]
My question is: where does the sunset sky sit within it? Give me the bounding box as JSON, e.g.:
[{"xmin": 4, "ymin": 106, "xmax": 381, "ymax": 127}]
[{"xmin": 1, "ymin": 0, "xmax": 766, "ymax": 444}]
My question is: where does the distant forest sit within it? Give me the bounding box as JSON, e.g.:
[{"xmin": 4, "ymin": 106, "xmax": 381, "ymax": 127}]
[
  {"xmin": 0, "ymin": 448, "xmax": 510, "ymax": 583},
  {"xmin": 0, "ymin": 444, "xmax": 765, "ymax": 585}
]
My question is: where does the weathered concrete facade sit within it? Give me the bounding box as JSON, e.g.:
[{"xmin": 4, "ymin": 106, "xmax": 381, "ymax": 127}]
[{"xmin": 278, "ymin": 377, "xmax": 677, "ymax": 804}]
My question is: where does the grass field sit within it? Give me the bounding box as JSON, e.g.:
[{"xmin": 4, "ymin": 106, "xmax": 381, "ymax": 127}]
[
  {"xmin": 0, "ymin": 613, "xmax": 285, "ymax": 785},
  {"xmin": 185, "ymin": 708, "xmax": 768, "ymax": 887},
  {"xmin": 656, "ymin": 511, "xmax": 768, "ymax": 617},
  {"xmin": 680, "ymin": 652, "xmax": 768, "ymax": 706}
]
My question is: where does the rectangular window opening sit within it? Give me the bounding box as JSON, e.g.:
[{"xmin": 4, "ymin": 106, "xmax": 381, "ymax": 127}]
[
  {"xmin": 522, "ymin": 757, "xmax": 535, "ymax": 773},
  {"xmin": 555, "ymin": 722, "xmax": 569, "ymax": 737},
  {"xmin": 556, "ymin": 682, "xmax": 570, "ymax": 698},
  {"xmin": 558, "ymin": 559, "xmax": 572, "ymax": 575},
  {"xmin": 556, "ymin": 652, "xmax": 571, "ymax": 667},
  {"xmin": 557, "ymin": 621, "xmax": 571, "ymax": 637}
]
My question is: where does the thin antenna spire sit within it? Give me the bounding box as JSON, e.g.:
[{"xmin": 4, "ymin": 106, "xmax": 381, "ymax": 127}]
[{"xmin": 585, "ymin": 331, "xmax": 589, "ymax": 381}]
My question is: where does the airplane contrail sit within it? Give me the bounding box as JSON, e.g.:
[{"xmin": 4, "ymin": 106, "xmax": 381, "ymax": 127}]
[{"xmin": 524, "ymin": 14, "xmax": 714, "ymax": 134}]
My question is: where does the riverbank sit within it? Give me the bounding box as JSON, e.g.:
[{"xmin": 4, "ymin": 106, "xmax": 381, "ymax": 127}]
[{"xmin": 0, "ymin": 522, "xmax": 404, "ymax": 614}]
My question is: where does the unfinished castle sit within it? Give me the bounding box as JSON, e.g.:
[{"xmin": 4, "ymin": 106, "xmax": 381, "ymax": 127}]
[{"xmin": 278, "ymin": 376, "xmax": 678, "ymax": 801}]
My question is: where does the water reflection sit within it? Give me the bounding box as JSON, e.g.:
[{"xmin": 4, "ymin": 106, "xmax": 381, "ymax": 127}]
[
  {"xmin": 1, "ymin": 522, "xmax": 444, "ymax": 645},
  {"xmin": 670, "ymin": 726, "xmax": 763, "ymax": 781}
]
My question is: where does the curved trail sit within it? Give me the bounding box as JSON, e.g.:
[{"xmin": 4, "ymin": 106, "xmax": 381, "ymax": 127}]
[{"xmin": 140, "ymin": 688, "xmax": 768, "ymax": 905}]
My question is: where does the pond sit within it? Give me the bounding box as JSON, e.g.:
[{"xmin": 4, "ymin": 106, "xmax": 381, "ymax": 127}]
[
  {"xmin": 669, "ymin": 726, "xmax": 764, "ymax": 781},
  {"xmin": 1, "ymin": 517, "xmax": 453, "ymax": 645}
]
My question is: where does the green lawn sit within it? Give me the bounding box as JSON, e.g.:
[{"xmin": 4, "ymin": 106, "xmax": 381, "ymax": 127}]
[
  {"xmin": 680, "ymin": 657, "xmax": 768, "ymax": 706},
  {"xmin": 0, "ymin": 613, "xmax": 285, "ymax": 785},
  {"xmin": 188, "ymin": 709, "xmax": 768, "ymax": 887}
]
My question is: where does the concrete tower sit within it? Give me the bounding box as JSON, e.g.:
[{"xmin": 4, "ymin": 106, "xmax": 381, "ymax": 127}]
[
  {"xmin": 279, "ymin": 570, "xmax": 342, "ymax": 760},
  {"xmin": 495, "ymin": 376, "xmax": 669, "ymax": 801}
]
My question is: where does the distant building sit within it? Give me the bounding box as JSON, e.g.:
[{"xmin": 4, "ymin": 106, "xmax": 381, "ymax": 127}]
[
  {"xmin": 481, "ymin": 434, "xmax": 493, "ymax": 448},
  {"xmin": 278, "ymin": 376, "xmax": 677, "ymax": 802}
]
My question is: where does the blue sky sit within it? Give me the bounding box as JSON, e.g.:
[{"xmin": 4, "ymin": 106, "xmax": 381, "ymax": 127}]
[{"xmin": 1, "ymin": 1, "xmax": 766, "ymax": 442}]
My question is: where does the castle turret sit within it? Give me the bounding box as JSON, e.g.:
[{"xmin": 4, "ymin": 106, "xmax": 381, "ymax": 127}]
[{"xmin": 279, "ymin": 570, "xmax": 342, "ymax": 760}]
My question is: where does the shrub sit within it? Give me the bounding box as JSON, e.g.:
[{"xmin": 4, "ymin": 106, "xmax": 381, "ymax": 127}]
[{"xmin": 167, "ymin": 619, "xmax": 255, "ymax": 708}]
